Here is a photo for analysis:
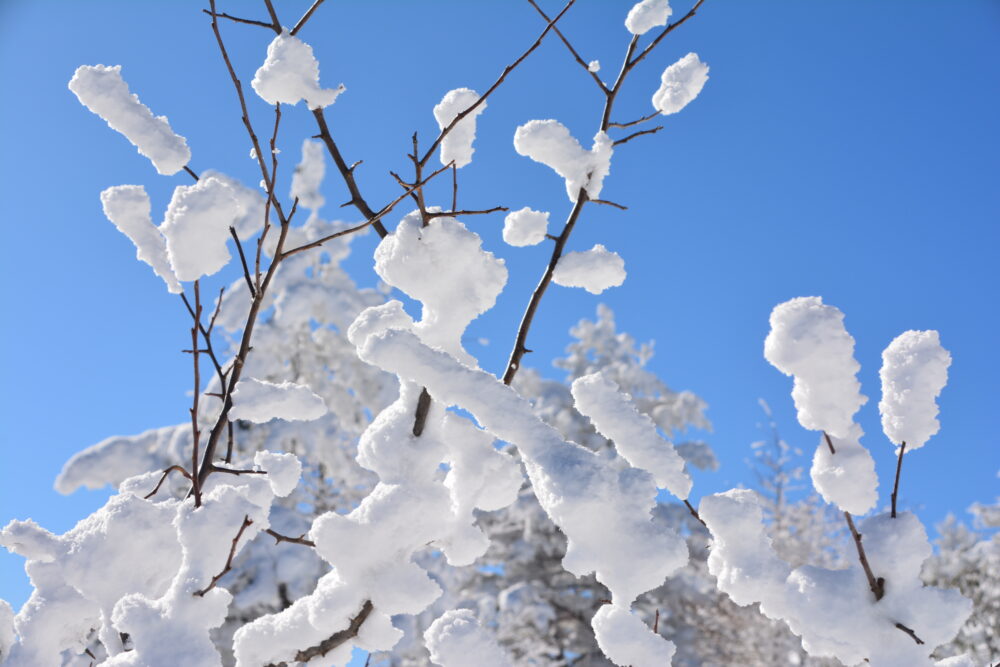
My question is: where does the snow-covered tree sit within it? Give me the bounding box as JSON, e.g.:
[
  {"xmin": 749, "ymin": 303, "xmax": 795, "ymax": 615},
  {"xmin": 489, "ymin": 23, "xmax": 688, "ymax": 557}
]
[{"xmin": 0, "ymin": 2, "xmax": 984, "ymax": 666}]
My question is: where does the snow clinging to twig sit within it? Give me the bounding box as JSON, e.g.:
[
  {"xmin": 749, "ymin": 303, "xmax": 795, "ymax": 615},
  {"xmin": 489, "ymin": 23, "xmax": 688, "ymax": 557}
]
[
  {"xmin": 502, "ymin": 207, "xmax": 549, "ymax": 247},
  {"xmin": 68, "ymin": 65, "xmax": 191, "ymax": 175},
  {"xmin": 879, "ymin": 330, "xmax": 951, "ymax": 452},
  {"xmin": 625, "ymin": 0, "xmax": 672, "ymax": 36},
  {"xmin": 514, "ymin": 120, "xmax": 613, "ymax": 202},
  {"xmin": 289, "ymin": 139, "xmax": 327, "ymax": 211},
  {"xmin": 433, "ymin": 88, "xmax": 485, "ymax": 169},
  {"xmin": 100, "ymin": 185, "xmax": 181, "ymax": 293},
  {"xmin": 228, "ymin": 378, "xmax": 328, "ymax": 424},
  {"xmin": 251, "ymin": 30, "xmax": 344, "ymax": 109},
  {"xmin": 424, "ymin": 610, "xmax": 512, "ymax": 667},
  {"xmin": 552, "ymin": 244, "xmax": 626, "ymax": 294},
  {"xmin": 652, "ymin": 53, "xmax": 709, "ymax": 115},
  {"xmin": 160, "ymin": 176, "xmax": 242, "ymax": 282}
]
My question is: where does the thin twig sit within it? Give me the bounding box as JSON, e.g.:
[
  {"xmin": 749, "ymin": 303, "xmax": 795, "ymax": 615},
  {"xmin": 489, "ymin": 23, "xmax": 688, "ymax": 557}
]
[
  {"xmin": 230, "ymin": 227, "xmax": 257, "ymax": 299},
  {"xmin": 844, "ymin": 512, "xmax": 884, "ymax": 601},
  {"xmin": 589, "ymin": 199, "xmax": 628, "ymax": 210},
  {"xmin": 209, "ymin": 465, "xmax": 267, "ymax": 476},
  {"xmin": 629, "ymin": 0, "xmax": 709, "ymax": 71},
  {"xmin": 894, "ymin": 622, "xmax": 925, "ymax": 645},
  {"xmin": 183, "ymin": 165, "xmax": 200, "ymax": 181},
  {"xmin": 200, "ymin": 9, "xmax": 275, "ymax": 30},
  {"xmin": 189, "ymin": 282, "xmax": 203, "ymax": 507},
  {"xmin": 891, "ymin": 442, "xmax": 906, "ymax": 519},
  {"xmin": 608, "ymin": 111, "xmax": 659, "ymax": 129},
  {"xmin": 526, "ymin": 0, "xmax": 607, "ymax": 93},
  {"xmin": 265, "ymin": 528, "xmax": 316, "ymax": 548},
  {"xmin": 144, "ymin": 465, "xmax": 194, "ymax": 500},
  {"xmin": 412, "ymin": 388, "xmax": 433, "ymax": 437},
  {"xmin": 684, "ymin": 499, "xmax": 707, "ymax": 528},
  {"xmin": 654, "ymin": 609, "xmax": 660, "ymax": 634},
  {"xmin": 451, "ymin": 164, "xmax": 458, "ymax": 211},
  {"xmin": 823, "ymin": 431, "xmax": 836, "ymax": 455},
  {"xmin": 290, "ymin": 0, "xmax": 326, "ymax": 35},
  {"xmin": 265, "ymin": 601, "xmax": 374, "ymax": 666},
  {"xmin": 614, "ymin": 125, "xmax": 663, "ymax": 146},
  {"xmin": 425, "ymin": 206, "xmax": 508, "ymax": 219},
  {"xmin": 261, "ymin": 0, "xmax": 282, "ymax": 34},
  {"xmin": 194, "ymin": 516, "xmax": 254, "ymax": 597}
]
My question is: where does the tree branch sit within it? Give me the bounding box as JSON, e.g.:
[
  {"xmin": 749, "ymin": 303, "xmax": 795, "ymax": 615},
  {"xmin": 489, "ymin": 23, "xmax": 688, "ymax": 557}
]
[
  {"xmin": 290, "ymin": 0, "xmax": 326, "ymax": 36},
  {"xmin": 143, "ymin": 465, "xmax": 194, "ymax": 500},
  {"xmin": 891, "ymin": 441, "xmax": 906, "ymax": 519},
  {"xmin": 230, "ymin": 226, "xmax": 257, "ymax": 299},
  {"xmin": 194, "ymin": 515, "xmax": 254, "ymax": 597},
  {"xmin": 265, "ymin": 529, "xmax": 316, "ymax": 548},
  {"xmin": 613, "ymin": 125, "xmax": 663, "ymax": 146},
  {"xmin": 265, "ymin": 600, "xmax": 374, "ymax": 667},
  {"xmin": 608, "ymin": 111, "xmax": 659, "ymax": 129},
  {"xmin": 526, "ymin": 0, "xmax": 607, "ymax": 93},
  {"xmin": 200, "ymin": 9, "xmax": 275, "ymax": 31},
  {"xmin": 844, "ymin": 512, "xmax": 884, "ymax": 601}
]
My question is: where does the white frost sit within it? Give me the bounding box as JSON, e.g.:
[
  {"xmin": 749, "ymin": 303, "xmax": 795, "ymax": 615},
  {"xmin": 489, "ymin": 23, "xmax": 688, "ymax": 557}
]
[
  {"xmin": 588, "ymin": 60, "xmax": 601, "ymax": 73},
  {"xmin": 514, "ymin": 120, "xmax": 613, "ymax": 201},
  {"xmin": 625, "ymin": 0, "xmax": 672, "ymax": 36},
  {"xmin": 424, "ymin": 610, "xmax": 511, "ymax": 667},
  {"xmin": 229, "ymin": 378, "xmax": 328, "ymax": 424},
  {"xmin": 502, "ymin": 207, "xmax": 549, "ymax": 247},
  {"xmin": 251, "ymin": 31, "xmax": 344, "ymax": 109},
  {"xmin": 160, "ymin": 176, "xmax": 242, "ymax": 282},
  {"xmin": 572, "ymin": 372, "xmax": 691, "ymax": 499},
  {"xmin": 552, "ymin": 244, "xmax": 626, "ymax": 294},
  {"xmin": 68, "ymin": 65, "xmax": 191, "ymax": 175},
  {"xmin": 764, "ymin": 296, "xmax": 867, "ymax": 439},
  {"xmin": 100, "ymin": 185, "xmax": 181, "ymax": 293},
  {"xmin": 879, "ymin": 330, "xmax": 951, "ymax": 452},
  {"xmin": 290, "ymin": 139, "xmax": 327, "ymax": 211},
  {"xmin": 652, "ymin": 52, "xmax": 709, "ymax": 115},
  {"xmin": 592, "ymin": 605, "xmax": 675, "ymax": 667},
  {"xmin": 433, "ymin": 88, "xmax": 485, "ymax": 168}
]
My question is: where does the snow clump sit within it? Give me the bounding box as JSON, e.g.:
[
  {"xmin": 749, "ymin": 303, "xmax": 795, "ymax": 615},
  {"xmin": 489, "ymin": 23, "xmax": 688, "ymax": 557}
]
[
  {"xmin": 514, "ymin": 120, "xmax": 613, "ymax": 201},
  {"xmin": 652, "ymin": 52, "xmax": 709, "ymax": 115},
  {"xmin": 552, "ymin": 244, "xmax": 626, "ymax": 294},
  {"xmin": 100, "ymin": 185, "xmax": 181, "ymax": 293},
  {"xmin": 593, "ymin": 605, "xmax": 675, "ymax": 667},
  {"xmin": 229, "ymin": 378, "xmax": 328, "ymax": 424},
  {"xmin": 502, "ymin": 207, "xmax": 549, "ymax": 246},
  {"xmin": 160, "ymin": 176, "xmax": 242, "ymax": 282},
  {"xmin": 424, "ymin": 610, "xmax": 512, "ymax": 667},
  {"xmin": 626, "ymin": 0, "xmax": 672, "ymax": 36},
  {"xmin": 68, "ymin": 65, "xmax": 191, "ymax": 175},
  {"xmin": 879, "ymin": 330, "xmax": 951, "ymax": 452},
  {"xmin": 289, "ymin": 139, "xmax": 326, "ymax": 211},
  {"xmin": 433, "ymin": 88, "xmax": 485, "ymax": 168},
  {"xmin": 252, "ymin": 30, "xmax": 344, "ymax": 109}
]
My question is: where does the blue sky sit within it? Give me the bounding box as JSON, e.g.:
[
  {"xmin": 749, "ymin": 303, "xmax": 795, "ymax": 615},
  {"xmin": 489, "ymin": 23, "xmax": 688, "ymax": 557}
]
[{"xmin": 1, "ymin": 0, "xmax": 998, "ymax": 629}]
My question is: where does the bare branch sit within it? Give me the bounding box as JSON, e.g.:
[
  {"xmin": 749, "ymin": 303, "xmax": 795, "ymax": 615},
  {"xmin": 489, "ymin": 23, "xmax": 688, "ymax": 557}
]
[
  {"xmin": 425, "ymin": 206, "xmax": 508, "ymax": 219},
  {"xmin": 200, "ymin": 9, "xmax": 275, "ymax": 31},
  {"xmin": 265, "ymin": 601, "xmax": 374, "ymax": 666},
  {"xmin": 194, "ymin": 516, "xmax": 254, "ymax": 597},
  {"xmin": 526, "ymin": 0, "xmax": 607, "ymax": 93},
  {"xmin": 412, "ymin": 388, "xmax": 433, "ymax": 437},
  {"xmin": 894, "ymin": 622, "xmax": 925, "ymax": 645},
  {"xmin": 183, "ymin": 165, "xmax": 200, "ymax": 181},
  {"xmin": 589, "ymin": 198, "xmax": 627, "ymax": 210},
  {"xmin": 823, "ymin": 431, "xmax": 836, "ymax": 455},
  {"xmin": 629, "ymin": 0, "xmax": 709, "ymax": 71},
  {"xmin": 684, "ymin": 499, "xmax": 708, "ymax": 529},
  {"xmin": 265, "ymin": 528, "xmax": 316, "ymax": 548},
  {"xmin": 844, "ymin": 512, "xmax": 885, "ymax": 601},
  {"xmin": 614, "ymin": 125, "xmax": 663, "ymax": 147},
  {"xmin": 290, "ymin": 0, "xmax": 326, "ymax": 36},
  {"xmin": 143, "ymin": 465, "xmax": 194, "ymax": 500},
  {"xmin": 608, "ymin": 111, "xmax": 660, "ymax": 129},
  {"xmin": 230, "ymin": 227, "xmax": 257, "ymax": 299},
  {"xmin": 891, "ymin": 441, "xmax": 906, "ymax": 519},
  {"xmin": 261, "ymin": 0, "xmax": 282, "ymax": 34}
]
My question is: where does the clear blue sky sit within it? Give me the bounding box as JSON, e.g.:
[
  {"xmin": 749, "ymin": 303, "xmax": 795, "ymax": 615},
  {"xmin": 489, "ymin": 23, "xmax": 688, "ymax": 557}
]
[{"xmin": 1, "ymin": 0, "xmax": 998, "ymax": 621}]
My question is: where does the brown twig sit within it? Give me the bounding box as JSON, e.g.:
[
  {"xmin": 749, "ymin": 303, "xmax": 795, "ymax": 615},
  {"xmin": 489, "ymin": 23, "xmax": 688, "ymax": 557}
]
[
  {"xmin": 144, "ymin": 465, "xmax": 194, "ymax": 500},
  {"xmin": 230, "ymin": 227, "xmax": 257, "ymax": 299},
  {"xmin": 412, "ymin": 388, "xmax": 433, "ymax": 437},
  {"xmin": 425, "ymin": 206, "xmax": 509, "ymax": 219},
  {"xmin": 209, "ymin": 465, "xmax": 267, "ymax": 476},
  {"xmin": 894, "ymin": 622, "xmax": 925, "ymax": 645},
  {"xmin": 265, "ymin": 600, "xmax": 374, "ymax": 666},
  {"xmin": 451, "ymin": 164, "xmax": 458, "ymax": 211},
  {"xmin": 823, "ymin": 431, "xmax": 836, "ymax": 455},
  {"xmin": 201, "ymin": 9, "xmax": 275, "ymax": 31},
  {"xmin": 614, "ymin": 125, "xmax": 664, "ymax": 146},
  {"xmin": 290, "ymin": 0, "xmax": 326, "ymax": 36},
  {"xmin": 844, "ymin": 512, "xmax": 884, "ymax": 601},
  {"xmin": 183, "ymin": 165, "xmax": 200, "ymax": 181},
  {"xmin": 589, "ymin": 198, "xmax": 628, "ymax": 210},
  {"xmin": 608, "ymin": 111, "xmax": 659, "ymax": 129},
  {"xmin": 684, "ymin": 499, "xmax": 707, "ymax": 528},
  {"xmin": 261, "ymin": 0, "xmax": 282, "ymax": 34},
  {"xmin": 194, "ymin": 516, "xmax": 254, "ymax": 597},
  {"xmin": 654, "ymin": 609, "xmax": 660, "ymax": 634},
  {"xmin": 189, "ymin": 281, "xmax": 204, "ymax": 507},
  {"xmin": 629, "ymin": 0, "xmax": 708, "ymax": 71},
  {"xmin": 265, "ymin": 528, "xmax": 316, "ymax": 548},
  {"xmin": 526, "ymin": 0, "xmax": 607, "ymax": 93},
  {"xmin": 891, "ymin": 442, "xmax": 906, "ymax": 519}
]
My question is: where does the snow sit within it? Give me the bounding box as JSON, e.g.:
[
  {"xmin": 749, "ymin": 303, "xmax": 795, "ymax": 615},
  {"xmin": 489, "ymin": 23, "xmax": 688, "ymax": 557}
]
[
  {"xmin": 100, "ymin": 185, "xmax": 181, "ymax": 293},
  {"xmin": 572, "ymin": 371, "xmax": 692, "ymax": 499},
  {"xmin": 229, "ymin": 377, "xmax": 328, "ymax": 424},
  {"xmin": 764, "ymin": 297, "xmax": 867, "ymax": 439},
  {"xmin": 433, "ymin": 88, "xmax": 486, "ymax": 168},
  {"xmin": 514, "ymin": 120, "xmax": 613, "ymax": 201},
  {"xmin": 424, "ymin": 610, "xmax": 512, "ymax": 667},
  {"xmin": 290, "ymin": 139, "xmax": 327, "ymax": 211},
  {"xmin": 625, "ymin": 0, "xmax": 672, "ymax": 36},
  {"xmin": 701, "ymin": 490, "xmax": 972, "ymax": 667},
  {"xmin": 253, "ymin": 450, "xmax": 303, "ymax": 498},
  {"xmin": 809, "ymin": 429, "xmax": 879, "ymax": 515},
  {"xmin": 879, "ymin": 330, "xmax": 951, "ymax": 452},
  {"xmin": 251, "ymin": 30, "xmax": 345, "ymax": 109},
  {"xmin": 588, "ymin": 60, "xmax": 601, "ymax": 73},
  {"xmin": 652, "ymin": 53, "xmax": 709, "ymax": 115},
  {"xmin": 502, "ymin": 207, "xmax": 549, "ymax": 246},
  {"xmin": 200, "ymin": 170, "xmax": 267, "ymax": 238},
  {"xmin": 68, "ymin": 65, "xmax": 191, "ymax": 175},
  {"xmin": 552, "ymin": 244, "xmax": 626, "ymax": 294},
  {"xmin": 592, "ymin": 605, "xmax": 675, "ymax": 667},
  {"xmin": 160, "ymin": 176, "xmax": 242, "ymax": 282}
]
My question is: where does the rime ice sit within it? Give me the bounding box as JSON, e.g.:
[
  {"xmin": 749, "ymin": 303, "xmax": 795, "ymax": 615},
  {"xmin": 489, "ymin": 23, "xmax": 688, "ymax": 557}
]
[
  {"xmin": 229, "ymin": 378, "xmax": 328, "ymax": 424},
  {"xmin": 424, "ymin": 610, "xmax": 512, "ymax": 667},
  {"xmin": 502, "ymin": 207, "xmax": 549, "ymax": 247},
  {"xmin": 160, "ymin": 176, "xmax": 242, "ymax": 282},
  {"xmin": 251, "ymin": 31, "xmax": 344, "ymax": 109},
  {"xmin": 69, "ymin": 65, "xmax": 191, "ymax": 175},
  {"xmin": 289, "ymin": 139, "xmax": 327, "ymax": 211},
  {"xmin": 100, "ymin": 185, "xmax": 181, "ymax": 293},
  {"xmin": 593, "ymin": 605, "xmax": 675, "ymax": 667},
  {"xmin": 433, "ymin": 88, "xmax": 485, "ymax": 168},
  {"xmin": 514, "ymin": 120, "xmax": 613, "ymax": 201},
  {"xmin": 625, "ymin": 0, "xmax": 672, "ymax": 36},
  {"xmin": 879, "ymin": 330, "xmax": 951, "ymax": 452},
  {"xmin": 552, "ymin": 244, "xmax": 626, "ymax": 294},
  {"xmin": 652, "ymin": 53, "xmax": 709, "ymax": 115}
]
